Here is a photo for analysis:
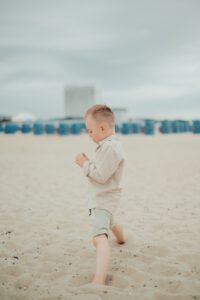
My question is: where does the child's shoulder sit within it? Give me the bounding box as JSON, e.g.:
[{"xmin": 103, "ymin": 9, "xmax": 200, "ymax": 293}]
[
  {"xmin": 101, "ymin": 136, "xmax": 120, "ymax": 149},
  {"xmin": 101, "ymin": 138, "xmax": 124, "ymax": 159}
]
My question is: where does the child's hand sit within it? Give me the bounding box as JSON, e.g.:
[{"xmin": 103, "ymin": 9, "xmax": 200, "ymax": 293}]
[{"xmin": 75, "ymin": 153, "xmax": 88, "ymax": 167}]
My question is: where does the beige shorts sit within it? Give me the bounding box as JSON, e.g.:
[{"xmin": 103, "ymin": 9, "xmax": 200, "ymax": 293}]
[{"xmin": 90, "ymin": 208, "xmax": 115, "ymax": 238}]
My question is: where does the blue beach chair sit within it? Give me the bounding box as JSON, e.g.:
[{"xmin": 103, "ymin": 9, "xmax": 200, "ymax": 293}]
[
  {"xmin": 0, "ymin": 123, "xmax": 4, "ymax": 133},
  {"xmin": 58, "ymin": 123, "xmax": 69, "ymax": 135},
  {"xmin": 71, "ymin": 123, "xmax": 81, "ymax": 135},
  {"xmin": 121, "ymin": 123, "xmax": 131, "ymax": 135},
  {"xmin": 45, "ymin": 124, "xmax": 56, "ymax": 134},
  {"xmin": 132, "ymin": 123, "xmax": 142, "ymax": 134},
  {"xmin": 5, "ymin": 123, "xmax": 19, "ymax": 134},
  {"xmin": 33, "ymin": 123, "xmax": 44, "ymax": 135},
  {"xmin": 144, "ymin": 120, "xmax": 155, "ymax": 135},
  {"xmin": 21, "ymin": 123, "xmax": 32, "ymax": 134},
  {"xmin": 160, "ymin": 121, "xmax": 172, "ymax": 134},
  {"xmin": 193, "ymin": 120, "xmax": 200, "ymax": 134}
]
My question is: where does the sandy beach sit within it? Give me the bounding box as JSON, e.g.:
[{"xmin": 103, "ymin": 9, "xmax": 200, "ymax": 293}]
[{"xmin": 0, "ymin": 133, "xmax": 200, "ymax": 300}]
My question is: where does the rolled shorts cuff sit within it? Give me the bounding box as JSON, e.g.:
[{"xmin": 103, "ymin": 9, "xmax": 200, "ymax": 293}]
[
  {"xmin": 93, "ymin": 228, "xmax": 109, "ymax": 238},
  {"xmin": 90, "ymin": 208, "xmax": 114, "ymax": 239}
]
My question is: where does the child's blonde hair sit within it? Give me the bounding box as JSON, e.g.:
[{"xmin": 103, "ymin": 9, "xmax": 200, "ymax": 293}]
[{"xmin": 85, "ymin": 104, "xmax": 115, "ymax": 128}]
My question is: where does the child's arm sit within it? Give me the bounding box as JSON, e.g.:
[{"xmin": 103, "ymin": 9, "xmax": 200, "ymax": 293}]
[
  {"xmin": 83, "ymin": 144, "xmax": 122, "ymax": 184},
  {"xmin": 75, "ymin": 153, "xmax": 89, "ymax": 167}
]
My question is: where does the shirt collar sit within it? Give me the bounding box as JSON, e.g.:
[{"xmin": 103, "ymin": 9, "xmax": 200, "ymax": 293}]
[{"xmin": 98, "ymin": 134, "xmax": 117, "ymax": 146}]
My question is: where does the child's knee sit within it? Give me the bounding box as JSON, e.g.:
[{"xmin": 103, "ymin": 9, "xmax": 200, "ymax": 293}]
[{"xmin": 92, "ymin": 234, "xmax": 108, "ymax": 247}]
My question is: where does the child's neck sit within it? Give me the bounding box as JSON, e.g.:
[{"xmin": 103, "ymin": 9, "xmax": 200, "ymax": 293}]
[{"xmin": 102, "ymin": 129, "xmax": 115, "ymax": 141}]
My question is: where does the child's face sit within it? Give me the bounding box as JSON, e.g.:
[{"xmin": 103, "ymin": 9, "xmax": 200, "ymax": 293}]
[{"xmin": 86, "ymin": 116, "xmax": 106, "ymax": 144}]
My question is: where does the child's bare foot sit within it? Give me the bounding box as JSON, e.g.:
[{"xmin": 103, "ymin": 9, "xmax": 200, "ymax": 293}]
[
  {"xmin": 92, "ymin": 276, "xmax": 106, "ymax": 285},
  {"xmin": 111, "ymin": 224, "xmax": 126, "ymax": 244},
  {"xmin": 118, "ymin": 239, "xmax": 126, "ymax": 245}
]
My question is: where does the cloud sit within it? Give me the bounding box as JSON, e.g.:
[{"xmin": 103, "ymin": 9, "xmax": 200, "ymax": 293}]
[{"xmin": 0, "ymin": 0, "xmax": 200, "ymax": 118}]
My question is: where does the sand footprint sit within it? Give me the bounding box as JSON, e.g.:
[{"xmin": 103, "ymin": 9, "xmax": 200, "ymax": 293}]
[
  {"xmin": 69, "ymin": 272, "xmax": 93, "ymax": 286},
  {"xmin": 148, "ymin": 277, "xmax": 187, "ymax": 294},
  {"xmin": 74, "ymin": 294, "xmax": 103, "ymax": 300},
  {"xmin": 69, "ymin": 271, "xmax": 130, "ymax": 289},
  {"xmin": 176, "ymin": 253, "xmax": 200, "ymax": 266},
  {"xmin": 142, "ymin": 245, "xmax": 171, "ymax": 257},
  {"xmin": 1, "ymin": 265, "xmax": 22, "ymax": 277},
  {"xmin": 14, "ymin": 275, "xmax": 32, "ymax": 290},
  {"xmin": 106, "ymin": 273, "xmax": 130, "ymax": 288},
  {"xmin": 135, "ymin": 253, "xmax": 156, "ymax": 264},
  {"xmin": 146, "ymin": 262, "xmax": 179, "ymax": 277},
  {"xmin": 77, "ymin": 280, "xmax": 134, "ymax": 300},
  {"xmin": 111, "ymin": 265, "xmax": 149, "ymax": 289},
  {"xmin": 155, "ymin": 292, "xmax": 200, "ymax": 300}
]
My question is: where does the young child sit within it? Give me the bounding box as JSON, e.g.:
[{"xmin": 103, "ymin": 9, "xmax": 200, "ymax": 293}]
[{"xmin": 75, "ymin": 104, "xmax": 126, "ymax": 285}]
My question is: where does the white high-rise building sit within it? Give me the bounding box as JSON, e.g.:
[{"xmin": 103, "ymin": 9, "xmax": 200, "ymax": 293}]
[{"xmin": 65, "ymin": 85, "xmax": 95, "ymax": 118}]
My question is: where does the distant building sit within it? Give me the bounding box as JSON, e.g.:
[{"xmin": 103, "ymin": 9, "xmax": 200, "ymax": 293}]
[
  {"xmin": 112, "ymin": 107, "xmax": 128, "ymax": 124},
  {"xmin": 65, "ymin": 85, "xmax": 95, "ymax": 119},
  {"xmin": 12, "ymin": 112, "xmax": 37, "ymax": 123}
]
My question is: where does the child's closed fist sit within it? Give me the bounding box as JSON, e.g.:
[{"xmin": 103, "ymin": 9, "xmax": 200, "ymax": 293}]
[{"xmin": 75, "ymin": 153, "xmax": 88, "ymax": 167}]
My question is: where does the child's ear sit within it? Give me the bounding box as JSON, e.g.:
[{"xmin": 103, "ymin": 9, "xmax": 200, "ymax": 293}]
[{"xmin": 100, "ymin": 122, "xmax": 107, "ymax": 132}]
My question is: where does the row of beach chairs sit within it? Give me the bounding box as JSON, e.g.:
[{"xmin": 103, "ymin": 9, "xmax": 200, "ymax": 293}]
[
  {"xmin": 0, "ymin": 120, "xmax": 199, "ymax": 135},
  {"xmin": 118, "ymin": 120, "xmax": 198, "ymax": 134}
]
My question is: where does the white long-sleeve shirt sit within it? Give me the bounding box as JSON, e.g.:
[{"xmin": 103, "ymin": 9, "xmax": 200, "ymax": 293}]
[{"xmin": 83, "ymin": 135, "xmax": 125, "ymax": 214}]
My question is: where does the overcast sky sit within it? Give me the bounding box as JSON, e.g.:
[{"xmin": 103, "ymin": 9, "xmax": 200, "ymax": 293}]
[{"xmin": 0, "ymin": 0, "xmax": 200, "ymax": 119}]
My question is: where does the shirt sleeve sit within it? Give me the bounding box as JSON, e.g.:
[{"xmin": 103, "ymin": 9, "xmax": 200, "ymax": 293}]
[{"xmin": 83, "ymin": 143, "xmax": 122, "ymax": 184}]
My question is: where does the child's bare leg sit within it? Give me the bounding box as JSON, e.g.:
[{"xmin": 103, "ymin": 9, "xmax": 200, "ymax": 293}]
[
  {"xmin": 92, "ymin": 234, "xmax": 110, "ymax": 285},
  {"xmin": 111, "ymin": 224, "xmax": 126, "ymax": 244}
]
